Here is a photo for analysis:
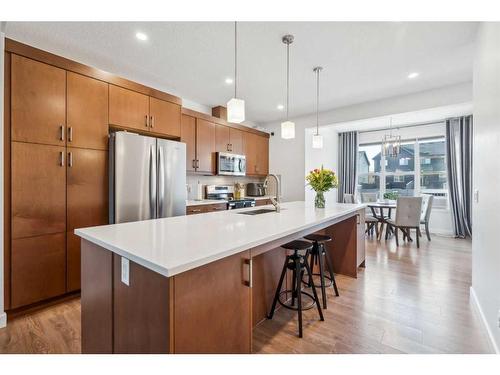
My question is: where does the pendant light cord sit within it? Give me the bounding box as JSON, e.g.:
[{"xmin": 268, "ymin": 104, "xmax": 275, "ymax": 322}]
[
  {"xmin": 316, "ymin": 68, "xmax": 320, "ymax": 135},
  {"xmin": 286, "ymin": 41, "xmax": 290, "ymax": 121},
  {"xmin": 234, "ymin": 21, "xmax": 237, "ymax": 99}
]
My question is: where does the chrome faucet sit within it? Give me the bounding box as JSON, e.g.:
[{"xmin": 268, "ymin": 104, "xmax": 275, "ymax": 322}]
[{"xmin": 263, "ymin": 174, "xmax": 281, "ymax": 213}]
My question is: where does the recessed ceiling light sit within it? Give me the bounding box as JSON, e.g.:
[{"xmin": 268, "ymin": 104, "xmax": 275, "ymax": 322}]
[
  {"xmin": 408, "ymin": 72, "xmax": 419, "ymax": 79},
  {"xmin": 277, "ymin": 104, "xmax": 284, "ymax": 111},
  {"xmin": 135, "ymin": 32, "xmax": 148, "ymax": 41},
  {"xmin": 225, "ymin": 77, "xmax": 234, "ymax": 84}
]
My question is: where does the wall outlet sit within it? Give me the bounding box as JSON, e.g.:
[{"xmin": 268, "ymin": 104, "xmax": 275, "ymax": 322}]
[
  {"xmin": 121, "ymin": 257, "xmax": 130, "ymax": 286},
  {"xmin": 474, "ymin": 189, "xmax": 479, "ymax": 203}
]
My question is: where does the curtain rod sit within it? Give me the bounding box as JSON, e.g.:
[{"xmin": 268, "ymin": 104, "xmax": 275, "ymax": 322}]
[{"xmin": 357, "ymin": 115, "xmax": 471, "ymax": 134}]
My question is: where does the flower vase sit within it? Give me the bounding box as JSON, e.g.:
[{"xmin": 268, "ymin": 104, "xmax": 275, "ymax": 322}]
[{"xmin": 314, "ymin": 191, "xmax": 325, "ymax": 208}]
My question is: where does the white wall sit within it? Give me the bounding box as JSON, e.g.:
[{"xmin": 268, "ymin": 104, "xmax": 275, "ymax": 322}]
[
  {"xmin": 471, "ymin": 22, "xmax": 500, "ymax": 353},
  {"xmin": 1, "ymin": 24, "xmax": 6, "ymax": 328},
  {"xmin": 268, "ymin": 82, "xmax": 472, "ymax": 202},
  {"xmin": 304, "ymin": 127, "xmax": 339, "ymax": 206}
]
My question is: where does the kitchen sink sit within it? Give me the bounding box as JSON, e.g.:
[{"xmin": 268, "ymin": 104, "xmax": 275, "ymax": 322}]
[{"xmin": 238, "ymin": 208, "xmax": 280, "ymax": 215}]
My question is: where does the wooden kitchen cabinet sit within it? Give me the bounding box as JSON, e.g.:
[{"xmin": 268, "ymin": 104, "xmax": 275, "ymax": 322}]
[
  {"xmin": 181, "ymin": 114, "xmax": 196, "ymax": 172},
  {"xmin": 244, "ymin": 132, "xmax": 258, "ymax": 175},
  {"xmin": 230, "ymin": 128, "xmax": 244, "ymax": 154},
  {"xmin": 66, "ymin": 148, "xmax": 108, "ymax": 291},
  {"xmin": 149, "ymin": 97, "xmax": 181, "ymax": 138},
  {"xmin": 109, "ymin": 85, "xmax": 149, "ymax": 131},
  {"xmin": 11, "ymin": 54, "xmax": 66, "ymax": 146},
  {"xmin": 67, "ymin": 72, "xmax": 109, "ymax": 150},
  {"xmin": 215, "ymin": 124, "xmax": 231, "ymax": 152},
  {"xmin": 11, "ymin": 142, "xmax": 66, "ymax": 239},
  {"xmin": 256, "ymin": 135, "xmax": 269, "ymax": 176},
  {"xmin": 11, "ymin": 232, "xmax": 66, "ymax": 308},
  {"xmin": 186, "ymin": 203, "xmax": 227, "ymax": 215},
  {"xmin": 174, "ymin": 251, "xmax": 251, "ymax": 353},
  {"xmin": 196, "ymin": 118, "xmax": 216, "ymax": 174}
]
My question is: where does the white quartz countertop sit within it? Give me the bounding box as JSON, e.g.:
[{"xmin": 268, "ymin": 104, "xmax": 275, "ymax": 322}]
[{"xmin": 75, "ymin": 201, "xmax": 365, "ymax": 277}]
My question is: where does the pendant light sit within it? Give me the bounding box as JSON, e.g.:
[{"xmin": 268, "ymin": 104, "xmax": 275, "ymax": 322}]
[
  {"xmin": 281, "ymin": 34, "xmax": 295, "ymax": 139},
  {"xmin": 381, "ymin": 117, "xmax": 401, "ymax": 157},
  {"xmin": 227, "ymin": 21, "xmax": 245, "ymax": 123},
  {"xmin": 312, "ymin": 66, "xmax": 323, "ymax": 149}
]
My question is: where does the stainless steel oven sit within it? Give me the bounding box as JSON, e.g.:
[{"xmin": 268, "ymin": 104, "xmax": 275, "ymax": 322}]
[{"xmin": 217, "ymin": 152, "xmax": 246, "ymax": 176}]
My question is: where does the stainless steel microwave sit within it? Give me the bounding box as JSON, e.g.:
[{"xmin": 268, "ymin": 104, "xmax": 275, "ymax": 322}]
[{"xmin": 217, "ymin": 152, "xmax": 246, "ymax": 176}]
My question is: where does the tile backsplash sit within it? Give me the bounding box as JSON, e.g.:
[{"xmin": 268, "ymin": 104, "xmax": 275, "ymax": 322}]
[{"xmin": 186, "ymin": 174, "xmax": 266, "ymax": 200}]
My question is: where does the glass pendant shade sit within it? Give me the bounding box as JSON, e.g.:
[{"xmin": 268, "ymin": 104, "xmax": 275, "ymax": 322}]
[
  {"xmin": 312, "ymin": 134, "xmax": 323, "ymax": 149},
  {"xmin": 227, "ymin": 98, "xmax": 245, "ymax": 123},
  {"xmin": 281, "ymin": 121, "xmax": 295, "ymax": 139}
]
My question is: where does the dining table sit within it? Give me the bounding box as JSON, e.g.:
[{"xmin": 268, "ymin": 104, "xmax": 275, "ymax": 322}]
[{"xmin": 366, "ymin": 201, "xmax": 397, "ymax": 241}]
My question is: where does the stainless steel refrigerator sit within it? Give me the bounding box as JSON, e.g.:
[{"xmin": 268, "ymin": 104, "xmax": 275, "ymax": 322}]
[{"xmin": 109, "ymin": 131, "xmax": 186, "ymax": 224}]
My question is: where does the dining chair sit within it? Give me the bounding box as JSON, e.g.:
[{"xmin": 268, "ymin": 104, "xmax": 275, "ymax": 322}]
[
  {"xmin": 343, "ymin": 194, "xmax": 355, "ymax": 203},
  {"xmin": 353, "ymin": 193, "xmax": 379, "ymax": 237},
  {"xmin": 360, "ymin": 192, "xmax": 377, "ymax": 203},
  {"xmin": 420, "ymin": 194, "xmax": 434, "ymax": 241},
  {"xmin": 386, "ymin": 197, "xmax": 423, "ymax": 248}
]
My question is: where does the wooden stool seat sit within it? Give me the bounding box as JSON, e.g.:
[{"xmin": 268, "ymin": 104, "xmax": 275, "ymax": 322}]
[
  {"xmin": 303, "ymin": 234, "xmax": 332, "ymax": 243},
  {"xmin": 282, "ymin": 240, "xmax": 314, "ymax": 251}
]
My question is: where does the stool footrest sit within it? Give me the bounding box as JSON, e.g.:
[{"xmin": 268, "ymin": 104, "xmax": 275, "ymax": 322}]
[{"xmin": 277, "ymin": 290, "xmax": 317, "ymax": 311}]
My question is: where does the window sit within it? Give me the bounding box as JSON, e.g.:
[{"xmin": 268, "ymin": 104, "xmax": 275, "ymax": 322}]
[{"xmin": 357, "ymin": 137, "xmax": 449, "ymax": 208}]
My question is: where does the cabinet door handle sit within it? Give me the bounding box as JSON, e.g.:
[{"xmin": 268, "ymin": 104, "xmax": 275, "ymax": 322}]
[
  {"xmin": 68, "ymin": 126, "xmax": 73, "ymax": 142},
  {"xmin": 244, "ymin": 259, "xmax": 253, "ymax": 287},
  {"xmin": 192, "ymin": 159, "xmax": 196, "ymax": 169},
  {"xmin": 151, "ymin": 115, "xmax": 155, "ymax": 128},
  {"xmin": 60, "ymin": 151, "xmax": 65, "ymax": 166},
  {"xmin": 68, "ymin": 152, "xmax": 73, "ymax": 167},
  {"xmin": 60, "ymin": 125, "xmax": 65, "ymax": 141},
  {"xmin": 145, "ymin": 115, "xmax": 149, "ymax": 127},
  {"xmin": 196, "ymin": 160, "xmax": 200, "ymax": 168}
]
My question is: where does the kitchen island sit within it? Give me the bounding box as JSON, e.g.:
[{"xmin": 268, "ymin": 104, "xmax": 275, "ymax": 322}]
[{"xmin": 75, "ymin": 201, "xmax": 366, "ymax": 354}]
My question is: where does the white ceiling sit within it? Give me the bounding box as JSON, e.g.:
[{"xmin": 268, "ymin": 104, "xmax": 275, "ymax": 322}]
[{"xmin": 5, "ymin": 22, "xmax": 478, "ymax": 124}]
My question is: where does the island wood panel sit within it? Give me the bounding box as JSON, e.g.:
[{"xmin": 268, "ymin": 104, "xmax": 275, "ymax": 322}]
[
  {"xmin": 113, "ymin": 254, "xmax": 172, "ymax": 354},
  {"xmin": 11, "ymin": 232, "xmax": 66, "ymax": 308},
  {"xmin": 251, "ymin": 247, "xmax": 289, "ymax": 327},
  {"xmin": 180, "ymin": 114, "xmax": 196, "ymax": 172},
  {"xmin": 66, "ymin": 231, "xmax": 81, "ymax": 292},
  {"xmin": 11, "ymin": 142, "xmax": 66, "ymax": 239},
  {"xmin": 186, "ymin": 203, "xmax": 227, "ymax": 215},
  {"xmin": 4, "ymin": 51, "xmax": 12, "ymax": 310},
  {"xmin": 11, "ymin": 54, "xmax": 66, "ymax": 146},
  {"xmin": 173, "ymin": 250, "xmax": 252, "ymax": 353},
  {"xmin": 81, "ymin": 239, "xmax": 113, "ymax": 354},
  {"xmin": 149, "ymin": 97, "xmax": 181, "ymax": 138},
  {"xmin": 255, "ymin": 199, "xmax": 272, "ymax": 207},
  {"xmin": 109, "ymin": 85, "xmax": 149, "ymax": 131},
  {"xmin": 195, "ymin": 118, "xmax": 216, "ymax": 174},
  {"xmin": 322, "ymin": 215, "xmax": 359, "ymax": 278},
  {"xmin": 66, "ymin": 72, "xmax": 109, "ymax": 150},
  {"xmin": 215, "ymin": 123, "xmax": 230, "ymax": 152},
  {"xmin": 229, "ymin": 128, "xmax": 244, "ymax": 154}
]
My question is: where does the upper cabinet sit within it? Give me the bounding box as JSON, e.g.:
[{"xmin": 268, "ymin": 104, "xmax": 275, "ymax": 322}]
[
  {"xmin": 230, "ymin": 128, "xmax": 244, "ymax": 155},
  {"xmin": 109, "ymin": 85, "xmax": 149, "ymax": 131},
  {"xmin": 110, "ymin": 85, "xmax": 181, "ymax": 138},
  {"xmin": 215, "ymin": 124, "xmax": 230, "ymax": 153},
  {"xmin": 149, "ymin": 97, "xmax": 181, "ymax": 138},
  {"xmin": 196, "ymin": 119, "xmax": 216, "ymax": 174},
  {"xmin": 244, "ymin": 132, "xmax": 269, "ymax": 176},
  {"xmin": 11, "ymin": 54, "xmax": 66, "ymax": 146},
  {"xmin": 67, "ymin": 72, "xmax": 109, "ymax": 150},
  {"xmin": 181, "ymin": 114, "xmax": 197, "ymax": 172}
]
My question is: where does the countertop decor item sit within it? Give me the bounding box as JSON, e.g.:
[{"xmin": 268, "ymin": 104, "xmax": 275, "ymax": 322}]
[
  {"xmin": 306, "ymin": 166, "xmax": 338, "ymax": 208},
  {"xmin": 383, "ymin": 191, "xmax": 399, "ymax": 202},
  {"xmin": 234, "ymin": 182, "xmax": 243, "ymax": 200}
]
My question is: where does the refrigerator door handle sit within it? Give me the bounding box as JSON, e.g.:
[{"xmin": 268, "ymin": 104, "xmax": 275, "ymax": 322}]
[
  {"xmin": 149, "ymin": 145, "xmax": 157, "ymax": 218},
  {"xmin": 158, "ymin": 146, "xmax": 165, "ymax": 217}
]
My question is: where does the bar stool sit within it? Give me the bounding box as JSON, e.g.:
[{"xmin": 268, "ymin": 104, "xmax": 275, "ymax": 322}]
[
  {"xmin": 267, "ymin": 240, "xmax": 324, "ymax": 338},
  {"xmin": 303, "ymin": 234, "xmax": 339, "ymax": 309}
]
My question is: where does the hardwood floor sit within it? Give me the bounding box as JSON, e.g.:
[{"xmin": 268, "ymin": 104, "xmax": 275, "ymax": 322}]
[{"xmin": 0, "ymin": 235, "xmax": 492, "ymax": 354}]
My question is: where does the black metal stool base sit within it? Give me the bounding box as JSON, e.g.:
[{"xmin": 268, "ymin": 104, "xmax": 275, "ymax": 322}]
[{"xmin": 267, "ymin": 241, "xmax": 324, "ymax": 338}]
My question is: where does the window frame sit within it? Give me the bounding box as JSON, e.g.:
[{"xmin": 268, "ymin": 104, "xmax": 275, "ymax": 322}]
[{"xmin": 357, "ymin": 136, "xmax": 449, "ymax": 210}]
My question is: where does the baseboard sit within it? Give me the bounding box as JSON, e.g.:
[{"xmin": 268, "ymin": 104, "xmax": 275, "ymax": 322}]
[
  {"xmin": 470, "ymin": 286, "xmax": 499, "ymax": 354},
  {"xmin": 0, "ymin": 312, "xmax": 6, "ymax": 329}
]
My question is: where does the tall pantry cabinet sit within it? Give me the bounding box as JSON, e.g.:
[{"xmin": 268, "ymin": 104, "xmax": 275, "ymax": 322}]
[{"xmin": 8, "ymin": 54, "xmax": 108, "ymax": 308}]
